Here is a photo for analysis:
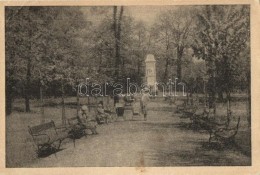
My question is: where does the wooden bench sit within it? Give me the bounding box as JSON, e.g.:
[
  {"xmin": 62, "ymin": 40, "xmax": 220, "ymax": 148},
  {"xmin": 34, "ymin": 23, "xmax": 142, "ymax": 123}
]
[
  {"xmin": 28, "ymin": 121, "xmax": 68, "ymax": 157},
  {"xmin": 93, "ymin": 106, "xmax": 109, "ymax": 124},
  {"xmin": 67, "ymin": 116, "xmax": 92, "ymax": 147},
  {"xmin": 95, "ymin": 112, "xmax": 109, "ymax": 124},
  {"xmin": 176, "ymin": 101, "xmax": 188, "ymax": 113},
  {"xmin": 104, "ymin": 105, "xmax": 116, "ymax": 121},
  {"xmin": 176, "ymin": 104, "xmax": 185, "ymax": 113},
  {"xmin": 191, "ymin": 111, "xmax": 208, "ymax": 128},
  {"xmin": 209, "ymin": 116, "xmax": 240, "ymax": 146},
  {"xmin": 191, "ymin": 110, "xmax": 229, "ymax": 133},
  {"xmin": 124, "ymin": 96, "xmax": 134, "ymax": 106},
  {"xmin": 68, "ymin": 117, "xmax": 87, "ymax": 136},
  {"xmin": 180, "ymin": 105, "xmax": 197, "ymax": 119}
]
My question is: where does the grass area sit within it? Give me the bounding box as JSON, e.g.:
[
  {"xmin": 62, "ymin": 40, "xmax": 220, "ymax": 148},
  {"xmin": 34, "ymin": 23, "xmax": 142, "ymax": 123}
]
[
  {"xmin": 7, "ymin": 96, "xmax": 116, "ymax": 167},
  {"xmin": 6, "ymin": 95, "xmax": 251, "ymax": 167}
]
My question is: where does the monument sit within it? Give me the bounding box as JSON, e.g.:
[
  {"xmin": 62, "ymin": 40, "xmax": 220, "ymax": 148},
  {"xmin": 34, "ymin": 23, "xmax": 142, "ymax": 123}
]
[{"xmin": 145, "ymin": 54, "xmax": 156, "ymax": 93}]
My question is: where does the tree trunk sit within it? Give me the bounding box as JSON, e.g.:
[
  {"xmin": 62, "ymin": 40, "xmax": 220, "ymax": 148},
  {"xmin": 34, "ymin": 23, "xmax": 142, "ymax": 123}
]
[
  {"xmin": 247, "ymin": 70, "xmax": 251, "ymax": 127},
  {"xmin": 217, "ymin": 90, "xmax": 224, "ymax": 102},
  {"xmin": 208, "ymin": 62, "xmax": 217, "ymax": 115},
  {"xmin": 213, "ymin": 68, "xmax": 216, "ymax": 115},
  {"xmin": 76, "ymin": 81, "xmax": 80, "ymax": 116},
  {"xmin": 113, "ymin": 6, "xmax": 124, "ymax": 79},
  {"xmin": 203, "ymin": 80, "xmax": 207, "ymax": 108},
  {"xmin": 163, "ymin": 57, "xmax": 169, "ymax": 83},
  {"xmin": 164, "ymin": 30, "xmax": 170, "ymax": 84},
  {"xmin": 25, "ymin": 58, "xmax": 31, "ymax": 112},
  {"xmin": 113, "ymin": 6, "xmax": 119, "ymax": 78},
  {"xmin": 106, "ymin": 95, "xmax": 110, "ymax": 107},
  {"xmin": 40, "ymin": 86, "xmax": 45, "ymax": 123},
  {"xmin": 25, "ymin": 8, "xmax": 32, "ymax": 112},
  {"xmin": 6, "ymin": 72, "xmax": 14, "ymax": 115},
  {"xmin": 6, "ymin": 49, "xmax": 15, "ymax": 115},
  {"xmin": 88, "ymin": 96, "xmax": 90, "ymax": 112},
  {"xmin": 226, "ymin": 91, "xmax": 231, "ymax": 126},
  {"xmin": 61, "ymin": 82, "xmax": 66, "ymax": 125},
  {"xmin": 177, "ymin": 45, "xmax": 184, "ymax": 81},
  {"xmin": 6, "ymin": 92, "xmax": 13, "ymax": 115},
  {"xmin": 77, "ymin": 88, "xmax": 80, "ymax": 116},
  {"xmin": 118, "ymin": 6, "xmax": 124, "ymax": 73}
]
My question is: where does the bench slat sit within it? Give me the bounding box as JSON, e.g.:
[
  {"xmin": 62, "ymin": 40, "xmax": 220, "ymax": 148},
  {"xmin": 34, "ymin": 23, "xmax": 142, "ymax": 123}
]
[{"xmin": 29, "ymin": 121, "xmax": 55, "ymax": 134}]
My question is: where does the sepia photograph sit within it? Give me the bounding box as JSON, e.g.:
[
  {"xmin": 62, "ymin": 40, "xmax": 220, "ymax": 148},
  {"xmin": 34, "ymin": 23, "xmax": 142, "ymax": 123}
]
[{"xmin": 3, "ymin": 3, "xmax": 254, "ymax": 169}]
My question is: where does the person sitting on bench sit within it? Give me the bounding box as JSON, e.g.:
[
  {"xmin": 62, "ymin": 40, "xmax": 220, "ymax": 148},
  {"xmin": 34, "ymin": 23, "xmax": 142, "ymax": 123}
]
[
  {"xmin": 78, "ymin": 105, "xmax": 98, "ymax": 135},
  {"xmin": 97, "ymin": 101, "xmax": 112, "ymax": 123}
]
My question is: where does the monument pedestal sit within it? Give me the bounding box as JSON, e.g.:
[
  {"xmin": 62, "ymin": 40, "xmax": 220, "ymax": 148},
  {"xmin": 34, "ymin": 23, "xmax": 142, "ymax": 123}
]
[{"xmin": 145, "ymin": 54, "xmax": 156, "ymax": 91}]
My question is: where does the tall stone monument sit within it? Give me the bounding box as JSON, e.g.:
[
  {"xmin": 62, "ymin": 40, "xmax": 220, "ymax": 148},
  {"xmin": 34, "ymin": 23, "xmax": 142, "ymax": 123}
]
[{"xmin": 145, "ymin": 54, "xmax": 156, "ymax": 89}]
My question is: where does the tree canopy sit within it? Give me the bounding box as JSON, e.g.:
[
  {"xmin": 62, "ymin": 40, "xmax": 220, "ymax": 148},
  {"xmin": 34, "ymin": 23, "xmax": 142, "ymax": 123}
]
[{"xmin": 5, "ymin": 5, "xmax": 250, "ymax": 114}]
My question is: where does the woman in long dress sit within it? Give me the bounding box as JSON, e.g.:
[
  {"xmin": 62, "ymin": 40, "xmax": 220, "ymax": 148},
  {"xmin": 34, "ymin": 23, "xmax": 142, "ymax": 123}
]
[{"xmin": 141, "ymin": 88, "xmax": 150, "ymax": 121}]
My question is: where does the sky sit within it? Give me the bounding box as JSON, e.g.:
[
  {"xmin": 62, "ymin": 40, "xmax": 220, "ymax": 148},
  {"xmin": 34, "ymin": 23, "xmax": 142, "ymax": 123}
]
[
  {"xmin": 81, "ymin": 6, "xmax": 178, "ymax": 27},
  {"xmin": 125, "ymin": 6, "xmax": 177, "ymax": 26},
  {"xmin": 80, "ymin": 6, "xmax": 204, "ymax": 63}
]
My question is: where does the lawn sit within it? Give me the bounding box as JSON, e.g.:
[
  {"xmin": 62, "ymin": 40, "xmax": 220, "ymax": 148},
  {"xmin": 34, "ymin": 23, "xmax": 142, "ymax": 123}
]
[{"xmin": 6, "ymin": 95, "xmax": 251, "ymax": 167}]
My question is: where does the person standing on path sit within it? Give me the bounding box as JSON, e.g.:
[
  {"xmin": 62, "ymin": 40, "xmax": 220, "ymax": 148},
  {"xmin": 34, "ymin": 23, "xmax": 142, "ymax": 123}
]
[{"xmin": 141, "ymin": 88, "xmax": 150, "ymax": 121}]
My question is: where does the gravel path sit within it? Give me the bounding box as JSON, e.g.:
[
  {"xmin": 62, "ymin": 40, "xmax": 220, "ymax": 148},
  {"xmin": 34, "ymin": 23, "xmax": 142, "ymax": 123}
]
[{"xmin": 25, "ymin": 103, "xmax": 250, "ymax": 167}]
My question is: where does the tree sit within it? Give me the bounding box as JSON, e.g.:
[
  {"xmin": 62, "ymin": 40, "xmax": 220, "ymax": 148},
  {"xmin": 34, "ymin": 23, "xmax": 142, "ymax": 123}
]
[
  {"xmin": 192, "ymin": 5, "xmax": 250, "ymax": 113},
  {"xmin": 151, "ymin": 7, "xmax": 194, "ymax": 83},
  {"xmin": 87, "ymin": 7, "xmax": 142, "ymax": 86},
  {"xmin": 6, "ymin": 7, "xmax": 32, "ymax": 113},
  {"xmin": 167, "ymin": 7, "xmax": 194, "ymax": 82},
  {"xmin": 113, "ymin": 6, "xmax": 124, "ymax": 79},
  {"xmin": 129, "ymin": 20, "xmax": 149, "ymax": 84},
  {"xmin": 5, "ymin": 7, "xmax": 88, "ymax": 116}
]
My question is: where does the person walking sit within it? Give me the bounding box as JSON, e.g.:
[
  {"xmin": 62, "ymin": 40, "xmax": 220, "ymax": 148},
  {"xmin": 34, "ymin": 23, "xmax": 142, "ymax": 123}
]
[{"xmin": 141, "ymin": 88, "xmax": 150, "ymax": 121}]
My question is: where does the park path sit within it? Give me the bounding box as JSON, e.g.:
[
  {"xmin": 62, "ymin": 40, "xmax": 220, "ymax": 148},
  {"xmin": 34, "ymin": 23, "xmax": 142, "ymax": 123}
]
[{"xmin": 25, "ymin": 102, "xmax": 250, "ymax": 167}]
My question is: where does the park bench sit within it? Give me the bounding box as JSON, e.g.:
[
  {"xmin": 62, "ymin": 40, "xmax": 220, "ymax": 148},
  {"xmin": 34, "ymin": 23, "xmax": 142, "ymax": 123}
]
[
  {"xmin": 165, "ymin": 95, "xmax": 175, "ymax": 105},
  {"xmin": 180, "ymin": 105, "xmax": 197, "ymax": 119},
  {"xmin": 104, "ymin": 105, "xmax": 117, "ymax": 119},
  {"xmin": 191, "ymin": 110, "xmax": 229, "ymax": 132},
  {"xmin": 28, "ymin": 120, "xmax": 69, "ymax": 157},
  {"xmin": 209, "ymin": 116, "xmax": 240, "ymax": 146},
  {"xmin": 176, "ymin": 101, "xmax": 187, "ymax": 113},
  {"xmin": 176, "ymin": 104, "xmax": 185, "ymax": 113},
  {"xmin": 104, "ymin": 109, "xmax": 116, "ymax": 122},
  {"xmin": 190, "ymin": 110, "xmax": 209, "ymax": 128},
  {"xmin": 67, "ymin": 117, "xmax": 87, "ymax": 146},
  {"xmin": 124, "ymin": 96, "xmax": 134, "ymax": 106},
  {"xmin": 95, "ymin": 109, "xmax": 109, "ymax": 124}
]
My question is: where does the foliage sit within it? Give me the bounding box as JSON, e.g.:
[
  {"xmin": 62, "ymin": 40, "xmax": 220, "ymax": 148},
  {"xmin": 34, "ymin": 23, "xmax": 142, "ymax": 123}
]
[
  {"xmin": 5, "ymin": 5, "xmax": 250, "ymax": 115},
  {"xmin": 192, "ymin": 5, "xmax": 250, "ymax": 97},
  {"xmin": 6, "ymin": 7, "xmax": 89, "ymax": 113}
]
